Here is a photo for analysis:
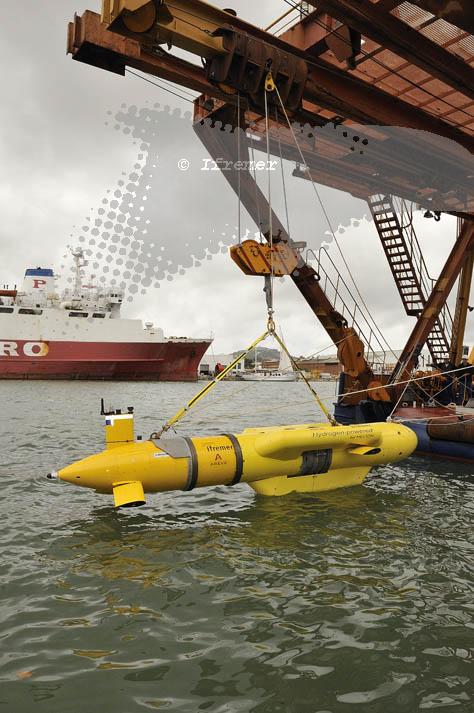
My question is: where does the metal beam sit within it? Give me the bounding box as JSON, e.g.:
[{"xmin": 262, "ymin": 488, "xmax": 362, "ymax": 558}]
[
  {"xmin": 391, "ymin": 220, "xmax": 474, "ymax": 381},
  {"xmin": 68, "ymin": 12, "xmax": 375, "ymax": 382},
  {"xmin": 311, "ymin": 0, "xmax": 474, "ymax": 102},
  {"xmin": 94, "ymin": 1, "xmax": 474, "ymax": 155},
  {"xmin": 68, "ymin": 10, "xmax": 223, "ymax": 95},
  {"xmin": 67, "ymin": 12, "xmax": 474, "ymax": 213},
  {"xmin": 194, "ymin": 112, "xmax": 375, "ymax": 385},
  {"xmin": 103, "ymin": 0, "xmax": 228, "ymax": 59},
  {"xmin": 278, "ymin": 9, "xmax": 334, "ymax": 56},
  {"xmin": 409, "ymin": 1, "xmax": 474, "ymax": 36},
  {"xmin": 304, "ymin": 63, "xmax": 474, "ymax": 155},
  {"xmin": 449, "ymin": 227, "xmax": 474, "ymax": 365},
  {"xmin": 194, "ymin": 116, "xmax": 343, "ymax": 339}
]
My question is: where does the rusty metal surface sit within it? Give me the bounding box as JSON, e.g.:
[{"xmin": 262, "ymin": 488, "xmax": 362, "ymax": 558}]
[
  {"xmin": 397, "ymin": 1, "xmax": 474, "ymax": 37},
  {"xmin": 298, "ymin": 1, "xmax": 474, "ymax": 140},
  {"xmin": 312, "ymin": 0, "xmax": 474, "ymax": 100},
  {"xmin": 67, "ymin": 10, "xmax": 474, "ymax": 214},
  {"xmin": 427, "ymin": 415, "xmax": 474, "ymax": 444}
]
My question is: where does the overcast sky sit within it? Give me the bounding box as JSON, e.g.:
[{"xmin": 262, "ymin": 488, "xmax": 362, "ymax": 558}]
[{"xmin": 0, "ymin": 0, "xmax": 470, "ymax": 357}]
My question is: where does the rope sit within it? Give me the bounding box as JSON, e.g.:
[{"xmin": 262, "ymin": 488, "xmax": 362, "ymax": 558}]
[
  {"xmin": 173, "ymin": 372, "xmax": 474, "ymax": 426},
  {"xmin": 387, "ymin": 382, "xmax": 411, "ymax": 421},
  {"xmin": 152, "ymin": 329, "xmax": 271, "ymax": 438},
  {"xmin": 327, "ymin": 362, "xmax": 474, "ymax": 417},
  {"xmin": 262, "ymin": 72, "xmax": 335, "ymax": 425},
  {"xmin": 182, "ymin": 364, "xmax": 474, "ymax": 427},
  {"xmin": 152, "ymin": 320, "xmax": 340, "ymax": 435},
  {"xmin": 271, "ymin": 329, "xmax": 338, "ymax": 426},
  {"xmin": 274, "ymin": 105, "xmax": 291, "ymax": 238},
  {"xmin": 263, "ymin": 77, "xmax": 275, "ymax": 322},
  {"xmin": 272, "ymin": 82, "xmax": 398, "ymax": 363},
  {"xmin": 386, "ymin": 343, "xmax": 421, "ymax": 419},
  {"xmin": 179, "ymin": 333, "xmax": 353, "ymax": 422},
  {"xmin": 125, "ymin": 69, "xmax": 196, "ymax": 105},
  {"xmin": 249, "ymin": 130, "xmax": 264, "ymax": 241},
  {"xmin": 157, "ymin": 348, "xmax": 473, "ymax": 430},
  {"xmin": 151, "ymin": 68, "xmax": 337, "ymax": 436}
]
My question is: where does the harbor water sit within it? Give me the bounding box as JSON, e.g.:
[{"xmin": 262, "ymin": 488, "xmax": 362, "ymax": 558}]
[{"xmin": 1, "ymin": 380, "xmax": 473, "ymax": 712}]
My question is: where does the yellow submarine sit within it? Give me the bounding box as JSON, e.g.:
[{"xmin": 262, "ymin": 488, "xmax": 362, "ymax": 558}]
[{"xmin": 49, "ymin": 407, "xmax": 417, "ymax": 508}]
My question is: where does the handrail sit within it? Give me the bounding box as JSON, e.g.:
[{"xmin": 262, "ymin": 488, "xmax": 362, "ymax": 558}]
[{"xmin": 306, "ymin": 246, "xmax": 388, "ymax": 370}]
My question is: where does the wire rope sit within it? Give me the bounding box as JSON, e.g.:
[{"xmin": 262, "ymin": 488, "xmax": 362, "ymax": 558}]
[{"xmin": 272, "ymin": 82, "xmax": 398, "ymax": 362}]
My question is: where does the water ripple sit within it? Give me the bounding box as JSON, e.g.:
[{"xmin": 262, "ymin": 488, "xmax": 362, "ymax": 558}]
[{"xmin": 0, "ymin": 381, "xmax": 473, "ymax": 712}]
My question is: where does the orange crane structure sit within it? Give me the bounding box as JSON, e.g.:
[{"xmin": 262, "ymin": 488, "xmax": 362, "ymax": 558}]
[{"xmin": 66, "ymin": 1, "xmax": 474, "ymax": 428}]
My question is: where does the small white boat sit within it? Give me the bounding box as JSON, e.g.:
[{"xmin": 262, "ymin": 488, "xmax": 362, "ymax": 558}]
[
  {"xmin": 240, "ymin": 370, "xmax": 297, "ymax": 382},
  {"xmin": 240, "ymin": 342, "xmax": 297, "ymax": 382},
  {"xmin": 318, "ymin": 372, "xmax": 335, "ymax": 381}
]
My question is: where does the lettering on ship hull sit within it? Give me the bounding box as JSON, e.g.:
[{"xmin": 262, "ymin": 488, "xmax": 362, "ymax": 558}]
[{"xmin": 0, "ymin": 341, "xmax": 49, "ymax": 357}]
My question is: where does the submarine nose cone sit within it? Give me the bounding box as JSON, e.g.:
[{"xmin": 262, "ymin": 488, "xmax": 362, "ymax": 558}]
[
  {"xmin": 46, "ymin": 471, "xmax": 58, "ymax": 480},
  {"xmin": 57, "ymin": 461, "xmax": 89, "ymax": 485},
  {"xmin": 56, "ymin": 450, "xmax": 120, "ymax": 491}
]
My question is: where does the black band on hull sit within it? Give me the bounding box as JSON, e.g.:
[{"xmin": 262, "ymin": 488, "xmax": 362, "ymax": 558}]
[
  {"xmin": 221, "ymin": 433, "xmax": 244, "ymax": 486},
  {"xmin": 183, "ymin": 437, "xmax": 199, "ymax": 491}
]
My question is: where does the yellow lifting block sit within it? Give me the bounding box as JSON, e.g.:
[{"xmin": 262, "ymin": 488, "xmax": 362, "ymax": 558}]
[
  {"xmin": 265, "ymin": 71, "xmax": 276, "ymax": 93},
  {"xmin": 113, "ymin": 481, "xmax": 146, "ymax": 508},
  {"xmin": 230, "ymin": 239, "xmax": 299, "ymax": 277}
]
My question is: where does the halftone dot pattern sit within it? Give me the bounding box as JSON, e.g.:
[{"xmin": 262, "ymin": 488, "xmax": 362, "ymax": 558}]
[
  {"xmin": 62, "ymin": 104, "xmax": 251, "ymax": 304},
  {"xmin": 59, "ymin": 100, "xmax": 472, "ymax": 320},
  {"xmin": 62, "ymin": 105, "xmax": 380, "ymax": 305}
]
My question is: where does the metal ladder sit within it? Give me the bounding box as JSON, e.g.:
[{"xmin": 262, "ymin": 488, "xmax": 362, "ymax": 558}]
[{"xmin": 368, "ymin": 194, "xmax": 452, "ymax": 366}]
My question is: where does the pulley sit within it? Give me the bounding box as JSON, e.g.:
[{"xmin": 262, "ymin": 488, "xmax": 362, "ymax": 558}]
[{"xmin": 230, "ymin": 239, "xmax": 299, "ymax": 276}]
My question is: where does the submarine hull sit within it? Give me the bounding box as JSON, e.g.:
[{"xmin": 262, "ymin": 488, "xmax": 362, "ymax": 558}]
[{"xmin": 55, "ymin": 416, "xmax": 417, "ymax": 507}]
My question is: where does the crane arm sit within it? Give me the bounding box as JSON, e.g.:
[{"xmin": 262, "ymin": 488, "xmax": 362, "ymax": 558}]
[
  {"xmin": 391, "ymin": 220, "xmax": 474, "ymax": 383},
  {"xmin": 194, "ymin": 109, "xmax": 378, "ymax": 388}
]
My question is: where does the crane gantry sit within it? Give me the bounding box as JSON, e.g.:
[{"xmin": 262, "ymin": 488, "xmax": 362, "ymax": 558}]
[{"xmin": 67, "ymin": 0, "xmax": 474, "ymax": 418}]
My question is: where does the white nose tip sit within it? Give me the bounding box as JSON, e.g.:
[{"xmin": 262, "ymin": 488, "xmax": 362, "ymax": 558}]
[{"xmin": 46, "ymin": 471, "xmax": 58, "ymax": 480}]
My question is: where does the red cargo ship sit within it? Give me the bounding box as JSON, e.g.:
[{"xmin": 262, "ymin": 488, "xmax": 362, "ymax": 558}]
[{"xmin": 0, "ymin": 249, "xmax": 211, "ymax": 380}]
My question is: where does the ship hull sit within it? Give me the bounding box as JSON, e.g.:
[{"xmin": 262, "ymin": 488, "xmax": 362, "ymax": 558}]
[{"xmin": 0, "ymin": 339, "xmax": 210, "ymax": 381}]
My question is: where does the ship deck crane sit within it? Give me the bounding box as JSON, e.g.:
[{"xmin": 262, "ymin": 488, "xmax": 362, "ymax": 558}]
[{"xmin": 67, "ymin": 1, "xmax": 474, "ymax": 411}]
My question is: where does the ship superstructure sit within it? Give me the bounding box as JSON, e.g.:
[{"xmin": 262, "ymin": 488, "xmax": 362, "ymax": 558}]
[{"xmin": 0, "ymin": 249, "xmax": 211, "ymax": 380}]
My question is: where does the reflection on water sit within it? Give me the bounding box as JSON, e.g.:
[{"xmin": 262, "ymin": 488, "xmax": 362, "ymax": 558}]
[{"xmin": 0, "ymin": 381, "xmax": 473, "ymax": 712}]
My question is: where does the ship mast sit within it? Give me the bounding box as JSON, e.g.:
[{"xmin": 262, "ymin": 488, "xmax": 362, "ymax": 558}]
[{"xmin": 69, "ymin": 246, "xmax": 87, "ymax": 299}]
